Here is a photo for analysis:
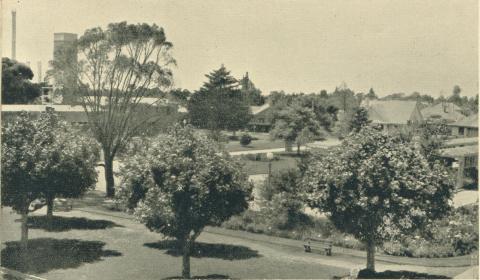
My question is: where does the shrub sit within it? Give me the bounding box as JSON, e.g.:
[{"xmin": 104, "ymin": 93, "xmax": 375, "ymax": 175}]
[
  {"xmin": 382, "ymin": 205, "xmax": 478, "ymax": 258},
  {"xmin": 240, "ymin": 134, "xmax": 252, "ymax": 146},
  {"xmin": 241, "ymin": 153, "xmax": 279, "ymax": 162}
]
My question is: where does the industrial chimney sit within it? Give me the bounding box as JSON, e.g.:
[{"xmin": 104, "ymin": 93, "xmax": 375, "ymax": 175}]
[
  {"xmin": 37, "ymin": 61, "xmax": 42, "ymax": 83},
  {"xmin": 12, "ymin": 10, "xmax": 16, "ymax": 60}
]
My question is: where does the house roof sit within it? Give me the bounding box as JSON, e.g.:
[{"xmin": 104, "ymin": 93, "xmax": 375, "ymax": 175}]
[
  {"xmin": 448, "ymin": 114, "xmax": 478, "ymax": 128},
  {"xmin": 444, "ymin": 137, "xmax": 478, "ymax": 148},
  {"xmin": 1, "ymin": 104, "xmax": 85, "ymax": 112},
  {"xmin": 421, "ymin": 102, "xmax": 464, "ymax": 122},
  {"xmin": 250, "ymin": 103, "xmax": 270, "ymax": 115},
  {"xmin": 84, "ymin": 96, "xmax": 169, "ymax": 106},
  {"xmin": 364, "ymin": 100, "xmax": 421, "ymax": 125},
  {"xmin": 440, "ymin": 145, "xmax": 478, "ymax": 158}
]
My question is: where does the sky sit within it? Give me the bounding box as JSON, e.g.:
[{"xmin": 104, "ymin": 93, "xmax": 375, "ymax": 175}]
[{"xmin": 1, "ymin": 0, "xmax": 478, "ymax": 97}]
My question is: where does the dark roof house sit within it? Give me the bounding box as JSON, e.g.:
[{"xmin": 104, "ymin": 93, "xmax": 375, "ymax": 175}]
[
  {"xmin": 421, "ymin": 102, "xmax": 465, "ymax": 123},
  {"xmin": 361, "ymin": 100, "xmax": 424, "ymax": 129}
]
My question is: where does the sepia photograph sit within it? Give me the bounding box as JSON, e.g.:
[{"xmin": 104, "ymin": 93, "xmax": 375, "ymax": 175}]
[{"xmin": 0, "ymin": 0, "xmax": 478, "ymax": 279}]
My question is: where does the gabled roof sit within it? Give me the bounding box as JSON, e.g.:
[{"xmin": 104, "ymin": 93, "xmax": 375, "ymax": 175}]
[
  {"xmin": 449, "ymin": 114, "xmax": 478, "ymax": 128},
  {"xmin": 250, "ymin": 103, "xmax": 270, "ymax": 115},
  {"xmin": 421, "ymin": 102, "xmax": 464, "ymax": 122},
  {"xmin": 440, "ymin": 145, "xmax": 478, "ymax": 158},
  {"xmin": 363, "ymin": 100, "xmax": 421, "ymax": 125}
]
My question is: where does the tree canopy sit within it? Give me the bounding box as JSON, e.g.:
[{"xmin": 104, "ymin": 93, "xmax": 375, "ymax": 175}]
[
  {"xmin": 301, "ymin": 127, "xmax": 454, "ymax": 271},
  {"xmin": 73, "ymin": 21, "xmax": 176, "ymax": 197},
  {"xmin": 270, "ymin": 102, "xmax": 324, "ymax": 153},
  {"xmin": 31, "ymin": 111, "xmax": 98, "ymax": 218},
  {"xmin": 349, "ymin": 107, "xmax": 371, "ymax": 133},
  {"xmin": 188, "ymin": 65, "xmax": 252, "ymax": 133},
  {"xmin": 2, "ymin": 57, "xmax": 41, "ymax": 104},
  {"xmin": 121, "ymin": 125, "xmax": 252, "ymax": 278},
  {"xmin": 1, "ymin": 111, "xmax": 98, "ymax": 247}
]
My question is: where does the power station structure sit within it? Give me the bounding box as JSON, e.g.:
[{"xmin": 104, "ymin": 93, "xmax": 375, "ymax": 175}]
[{"xmin": 52, "ymin": 33, "xmax": 78, "ymax": 85}]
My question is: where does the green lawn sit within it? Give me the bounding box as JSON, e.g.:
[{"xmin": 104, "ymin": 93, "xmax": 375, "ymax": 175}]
[
  {"xmin": 224, "ymin": 132, "xmax": 286, "ymax": 152},
  {"xmin": 1, "ymin": 208, "xmax": 348, "ymax": 280},
  {"xmin": 239, "ymin": 154, "xmax": 300, "ymax": 175}
]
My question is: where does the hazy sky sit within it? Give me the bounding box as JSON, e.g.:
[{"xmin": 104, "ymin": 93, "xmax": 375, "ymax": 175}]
[{"xmin": 2, "ymin": 0, "xmax": 478, "ymax": 97}]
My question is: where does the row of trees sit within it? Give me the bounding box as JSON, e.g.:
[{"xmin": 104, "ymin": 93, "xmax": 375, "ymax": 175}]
[{"xmin": 2, "ymin": 110, "xmax": 455, "ymax": 276}]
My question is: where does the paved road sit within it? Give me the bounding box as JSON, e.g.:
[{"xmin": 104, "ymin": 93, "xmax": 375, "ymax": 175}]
[{"xmin": 2, "ymin": 206, "xmax": 472, "ymax": 279}]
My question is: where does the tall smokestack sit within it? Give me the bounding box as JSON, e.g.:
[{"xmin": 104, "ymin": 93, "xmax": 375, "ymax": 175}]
[
  {"xmin": 12, "ymin": 10, "xmax": 16, "ymax": 60},
  {"xmin": 37, "ymin": 61, "xmax": 42, "ymax": 83}
]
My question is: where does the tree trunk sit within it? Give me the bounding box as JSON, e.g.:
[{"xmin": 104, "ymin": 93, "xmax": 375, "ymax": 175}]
[
  {"xmin": 366, "ymin": 240, "xmax": 376, "ymax": 271},
  {"xmin": 232, "ymin": 130, "xmax": 236, "ymax": 137},
  {"xmin": 104, "ymin": 156, "xmax": 115, "ymax": 198},
  {"xmin": 21, "ymin": 209, "xmax": 28, "ymax": 251},
  {"xmin": 46, "ymin": 194, "xmax": 54, "ymax": 220},
  {"xmin": 285, "ymin": 140, "xmax": 293, "ymax": 152},
  {"xmin": 297, "ymin": 143, "xmax": 301, "ymax": 155},
  {"xmin": 182, "ymin": 239, "xmax": 191, "ymax": 279}
]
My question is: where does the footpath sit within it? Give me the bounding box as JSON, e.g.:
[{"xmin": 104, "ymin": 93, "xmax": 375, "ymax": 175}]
[{"xmin": 74, "ymin": 202, "xmax": 475, "ymax": 278}]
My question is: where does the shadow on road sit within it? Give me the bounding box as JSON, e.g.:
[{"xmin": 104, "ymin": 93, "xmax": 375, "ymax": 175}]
[
  {"xmin": 1, "ymin": 238, "xmax": 122, "ymax": 274},
  {"xmin": 163, "ymin": 274, "xmax": 230, "ymax": 279},
  {"xmin": 27, "ymin": 215, "xmax": 123, "ymax": 232},
  {"xmin": 144, "ymin": 240, "xmax": 261, "ymax": 260}
]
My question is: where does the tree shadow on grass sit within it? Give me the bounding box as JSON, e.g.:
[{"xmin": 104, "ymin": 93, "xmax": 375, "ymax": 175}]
[
  {"xmin": 1, "ymin": 238, "xmax": 122, "ymax": 274},
  {"xmin": 333, "ymin": 269, "xmax": 451, "ymax": 279},
  {"xmin": 163, "ymin": 274, "xmax": 231, "ymax": 280},
  {"xmin": 27, "ymin": 215, "xmax": 123, "ymax": 232},
  {"xmin": 144, "ymin": 240, "xmax": 261, "ymax": 260}
]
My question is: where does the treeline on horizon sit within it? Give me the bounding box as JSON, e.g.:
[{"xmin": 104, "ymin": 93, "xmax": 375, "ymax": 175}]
[{"xmin": 2, "ymin": 56, "xmax": 478, "ymax": 116}]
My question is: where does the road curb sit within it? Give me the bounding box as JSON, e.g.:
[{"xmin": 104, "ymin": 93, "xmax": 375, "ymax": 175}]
[{"xmin": 1, "ymin": 267, "xmax": 47, "ymax": 280}]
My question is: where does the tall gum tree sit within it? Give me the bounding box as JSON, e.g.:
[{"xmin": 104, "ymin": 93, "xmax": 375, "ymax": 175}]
[
  {"xmin": 301, "ymin": 127, "xmax": 454, "ymax": 271},
  {"xmin": 75, "ymin": 22, "xmax": 175, "ymax": 197}
]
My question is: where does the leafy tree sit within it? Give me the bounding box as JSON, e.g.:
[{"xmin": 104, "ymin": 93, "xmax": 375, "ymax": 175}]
[
  {"xmin": 299, "ymin": 94, "xmax": 338, "ymax": 131},
  {"xmin": 33, "ymin": 111, "xmax": 98, "ymax": 220},
  {"xmin": 2, "ymin": 57, "xmax": 41, "ymax": 104},
  {"xmin": 168, "ymin": 88, "xmax": 191, "ymax": 105},
  {"xmin": 239, "ymin": 72, "xmax": 265, "ymax": 105},
  {"xmin": 1, "ymin": 111, "xmax": 97, "ymax": 248},
  {"xmin": 188, "ymin": 65, "xmax": 252, "ymax": 135},
  {"xmin": 301, "ymin": 127, "xmax": 454, "ymax": 271},
  {"xmin": 74, "ymin": 22, "xmax": 175, "ymax": 197},
  {"xmin": 332, "ymin": 82, "xmax": 356, "ymax": 113},
  {"xmin": 126, "ymin": 125, "xmax": 252, "ymax": 279},
  {"xmin": 270, "ymin": 102, "xmax": 323, "ymax": 154},
  {"xmin": 417, "ymin": 120, "xmax": 450, "ymax": 165},
  {"xmin": 349, "ymin": 107, "xmax": 371, "ymax": 133},
  {"xmin": 365, "ymin": 88, "xmax": 377, "ymax": 100},
  {"xmin": 448, "ymin": 85, "xmax": 463, "ymax": 106},
  {"xmin": 319, "ymin": 90, "xmax": 328, "ymax": 98},
  {"xmin": 259, "ymin": 169, "xmax": 310, "ymax": 229},
  {"xmin": 1, "ymin": 112, "xmax": 40, "ymax": 249}
]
